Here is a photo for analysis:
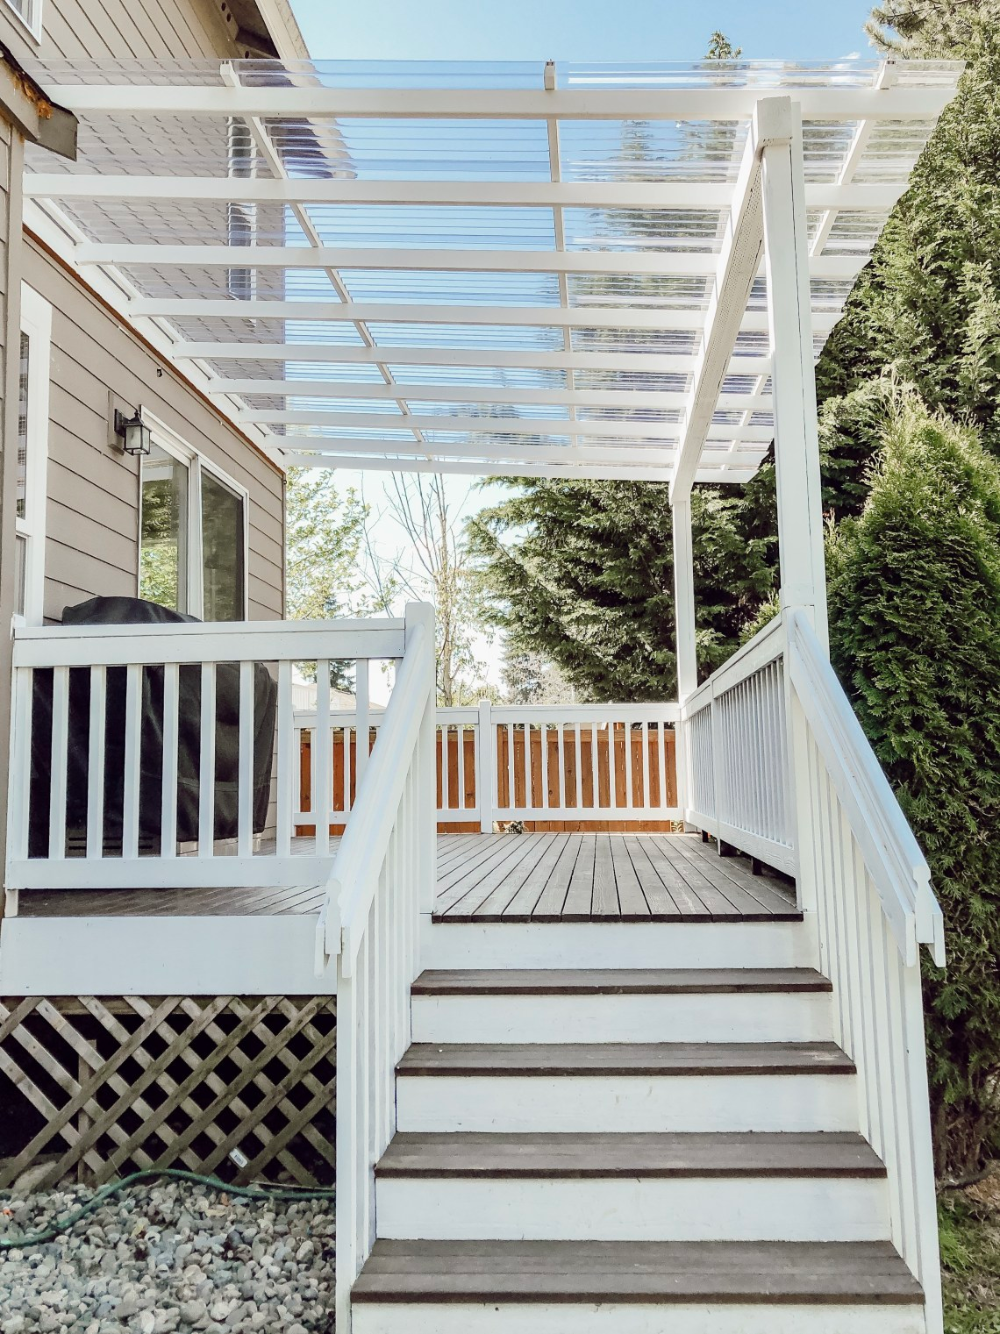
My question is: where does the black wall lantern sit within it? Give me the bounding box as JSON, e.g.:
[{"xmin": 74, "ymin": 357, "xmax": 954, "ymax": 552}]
[{"xmin": 114, "ymin": 406, "xmax": 152, "ymax": 457}]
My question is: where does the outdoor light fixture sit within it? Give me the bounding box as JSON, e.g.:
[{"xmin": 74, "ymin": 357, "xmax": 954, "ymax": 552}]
[{"xmin": 114, "ymin": 406, "xmax": 152, "ymax": 457}]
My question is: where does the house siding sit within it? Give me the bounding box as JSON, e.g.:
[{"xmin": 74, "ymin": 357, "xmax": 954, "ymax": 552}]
[
  {"xmin": 24, "ymin": 235, "xmax": 285, "ymax": 625},
  {"xmin": 0, "ymin": 0, "xmax": 247, "ymax": 64},
  {"xmin": 39, "ymin": 0, "xmax": 240, "ymax": 60}
]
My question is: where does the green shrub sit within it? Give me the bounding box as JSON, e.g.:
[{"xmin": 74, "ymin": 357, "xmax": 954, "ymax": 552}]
[{"xmin": 826, "ymin": 393, "xmax": 1000, "ymax": 1175}]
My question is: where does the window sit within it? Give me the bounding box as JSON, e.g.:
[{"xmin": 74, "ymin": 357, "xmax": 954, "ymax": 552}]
[
  {"xmin": 4, "ymin": 0, "xmax": 42, "ymax": 39},
  {"xmin": 15, "ymin": 285, "xmax": 51, "ymax": 625},
  {"xmin": 139, "ymin": 419, "xmax": 247, "ymax": 621}
]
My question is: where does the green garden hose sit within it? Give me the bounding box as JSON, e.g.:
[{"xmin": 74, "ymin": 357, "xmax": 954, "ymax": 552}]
[{"xmin": 0, "ymin": 1167, "xmax": 336, "ymax": 1249}]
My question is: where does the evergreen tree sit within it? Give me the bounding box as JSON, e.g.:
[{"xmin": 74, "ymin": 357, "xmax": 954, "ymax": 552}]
[
  {"xmin": 865, "ymin": 0, "xmax": 998, "ymax": 56},
  {"xmin": 704, "ymin": 31, "xmax": 742, "ymax": 60},
  {"xmin": 469, "ymin": 480, "xmax": 773, "ymax": 699},
  {"xmin": 814, "ymin": 22, "xmax": 1000, "ymax": 459},
  {"xmin": 826, "ymin": 393, "xmax": 1000, "ymax": 1175}
]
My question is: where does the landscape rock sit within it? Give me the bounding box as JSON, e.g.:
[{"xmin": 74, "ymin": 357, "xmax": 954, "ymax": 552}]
[{"xmin": 0, "ymin": 1180, "xmax": 335, "ymax": 1332}]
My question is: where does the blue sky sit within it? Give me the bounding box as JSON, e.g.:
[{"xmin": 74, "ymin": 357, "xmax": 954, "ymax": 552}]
[{"xmin": 290, "ymin": 0, "xmax": 875, "ymax": 64}]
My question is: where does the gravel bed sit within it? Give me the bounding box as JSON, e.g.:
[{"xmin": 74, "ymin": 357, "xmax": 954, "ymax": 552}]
[{"xmin": 0, "ymin": 1179, "xmax": 335, "ymax": 1333}]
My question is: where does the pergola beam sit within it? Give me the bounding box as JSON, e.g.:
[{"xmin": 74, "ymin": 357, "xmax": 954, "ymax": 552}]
[
  {"xmin": 264, "ymin": 437, "xmax": 695, "ymax": 465},
  {"xmin": 77, "ymin": 242, "xmax": 864, "ymax": 281},
  {"xmin": 210, "ymin": 377, "xmax": 772, "ymax": 412},
  {"xmin": 239, "ymin": 409, "xmax": 683, "ymax": 438},
  {"xmin": 175, "ymin": 341, "xmax": 773, "ymax": 376},
  {"xmin": 270, "ymin": 450, "xmax": 760, "ymax": 484},
  {"xmin": 237, "ymin": 408, "xmax": 776, "ymax": 442},
  {"xmin": 49, "ymin": 82, "xmax": 957, "ymax": 121},
  {"xmin": 128, "ymin": 296, "xmax": 842, "ymax": 334},
  {"xmin": 23, "ymin": 174, "xmax": 908, "ymax": 213}
]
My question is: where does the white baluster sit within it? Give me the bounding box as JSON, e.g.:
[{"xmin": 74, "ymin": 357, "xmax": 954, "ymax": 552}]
[
  {"xmin": 87, "ymin": 665, "xmax": 108, "ymax": 860},
  {"xmin": 198, "ymin": 663, "xmax": 216, "ymax": 858},
  {"xmin": 160, "ymin": 663, "xmax": 178, "ymax": 858}
]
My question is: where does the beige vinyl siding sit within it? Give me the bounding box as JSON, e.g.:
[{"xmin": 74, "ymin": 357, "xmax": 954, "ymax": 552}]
[
  {"xmin": 0, "ymin": 7, "xmax": 41, "ymax": 65},
  {"xmin": 40, "ymin": 0, "xmax": 240, "ymax": 59},
  {"xmin": 24, "ymin": 235, "xmax": 284, "ymax": 625}
]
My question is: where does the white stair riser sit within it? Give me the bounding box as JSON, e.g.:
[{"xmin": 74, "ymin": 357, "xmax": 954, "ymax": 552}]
[
  {"xmin": 353, "ymin": 1302, "xmax": 925, "ymax": 1334},
  {"xmin": 421, "ymin": 918, "xmax": 817, "ymax": 971},
  {"xmin": 396, "ymin": 1072, "xmax": 858, "ymax": 1134},
  {"xmin": 375, "ymin": 1175, "xmax": 890, "ymax": 1243},
  {"xmin": 411, "ymin": 991, "xmax": 833, "ymax": 1045}
]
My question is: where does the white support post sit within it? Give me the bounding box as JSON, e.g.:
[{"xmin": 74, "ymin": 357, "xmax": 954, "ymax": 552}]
[
  {"xmin": 354, "ymin": 659, "xmax": 371, "ymax": 787},
  {"xmin": 672, "ymin": 495, "xmax": 698, "ymax": 703},
  {"xmin": 759, "ymin": 98, "xmax": 830, "ymax": 655},
  {"xmin": 672, "ymin": 495, "xmax": 698, "ymax": 825},
  {"xmin": 406, "ymin": 602, "xmax": 437, "ymax": 916},
  {"xmin": 477, "ymin": 698, "xmax": 493, "ymax": 833}
]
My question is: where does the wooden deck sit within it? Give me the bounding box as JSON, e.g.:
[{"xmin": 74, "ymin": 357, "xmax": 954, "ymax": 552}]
[
  {"xmin": 434, "ymin": 833, "xmax": 796, "ymax": 922},
  {"xmin": 16, "ymin": 832, "xmax": 795, "ymax": 921}
]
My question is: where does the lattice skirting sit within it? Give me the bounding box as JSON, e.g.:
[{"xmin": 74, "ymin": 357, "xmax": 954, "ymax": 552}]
[{"xmin": 0, "ymin": 996, "xmax": 336, "ymax": 1192}]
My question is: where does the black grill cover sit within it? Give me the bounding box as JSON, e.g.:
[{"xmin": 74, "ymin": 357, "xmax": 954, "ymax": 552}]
[{"xmin": 29, "ymin": 597, "xmax": 277, "ymax": 856}]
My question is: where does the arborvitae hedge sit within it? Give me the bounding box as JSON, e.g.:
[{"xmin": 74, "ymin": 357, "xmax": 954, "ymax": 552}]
[{"xmin": 826, "ymin": 395, "xmax": 1000, "ymax": 1176}]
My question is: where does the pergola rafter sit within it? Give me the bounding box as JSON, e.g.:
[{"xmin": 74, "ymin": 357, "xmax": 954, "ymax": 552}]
[{"xmin": 24, "ymin": 56, "xmax": 962, "ymax": 485}]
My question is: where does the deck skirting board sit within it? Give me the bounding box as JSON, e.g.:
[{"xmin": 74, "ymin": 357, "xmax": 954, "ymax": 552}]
[{"xmin": 0, "ymin": 915, "xmax": 337, "ymax": 995}]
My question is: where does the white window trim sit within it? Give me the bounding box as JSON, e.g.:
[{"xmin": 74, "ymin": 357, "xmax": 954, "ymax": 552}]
[
  {"xmin": 139, "ymin": 410, "xmax": 249, "ymax": 622},
  {"xmin": 3, "ymin": 0, "xmax": 43, "ymax": 41},
  {"xmin": 15, "ymin": 283, "xmax": 52, "ymax": 627}
]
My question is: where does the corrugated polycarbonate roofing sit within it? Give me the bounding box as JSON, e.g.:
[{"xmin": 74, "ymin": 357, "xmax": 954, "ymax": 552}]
[{"xmin": 24, "ymin": 58, "xmax": 963, "ymax": 483}]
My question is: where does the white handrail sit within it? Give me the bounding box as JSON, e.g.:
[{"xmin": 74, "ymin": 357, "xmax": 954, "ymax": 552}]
[
  {"xmin": 682, "ymin": 605, "xmax": 944, "ymax": 1327},
  {"xmin": 323, "ymin": 617, "xmax": 434, "ymax": 970},
  {"xmin": 329, "ymin": 603, "xmax": 436, "ymax": 1334},
  {"xmin": 786, "ymin": 610, "xmax": 944, "ymax": 967}
]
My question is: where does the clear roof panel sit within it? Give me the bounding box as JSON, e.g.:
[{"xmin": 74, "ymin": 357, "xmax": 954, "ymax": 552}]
[{"xmin": 24, "ymin": 56, "xmax": 964, "ymax": 482}]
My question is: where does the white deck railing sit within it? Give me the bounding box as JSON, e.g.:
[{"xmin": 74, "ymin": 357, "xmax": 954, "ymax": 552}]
[
  {"xmin": 323, "ymin": 603, "xmax": 436, "ymax": 1331},
  {"xmin": 682, "ymin": 608, "xmax": 944, "ymax": 1326},
  {"xmin": 294, "ymin": 700, "xmax": 680, "ymax": 831},
  {"xmin": 682, "ymin": 614, "xmax": 793, "ymax": 873},
  {"xmin": 5, "ymin": 617, "xmax": 405, "ymax": 897}
]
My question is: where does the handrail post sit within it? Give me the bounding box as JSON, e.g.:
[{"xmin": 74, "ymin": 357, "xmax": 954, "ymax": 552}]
[
  {"xmin": 477, "ymin": 698, "xmax": 493, "ymax": 833},
  {"xmin": 759, "ymin": 98, "xmax": 829, "ymax": 654},
  {"xmin": 406, "ymin": 602, "xmax": 437, "ymax": 916}
]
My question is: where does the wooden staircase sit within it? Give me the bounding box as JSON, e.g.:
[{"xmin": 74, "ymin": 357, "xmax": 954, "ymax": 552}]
[{"xmin": 348, "ymin": 913, "xmax": 929, "ymax": 1333}]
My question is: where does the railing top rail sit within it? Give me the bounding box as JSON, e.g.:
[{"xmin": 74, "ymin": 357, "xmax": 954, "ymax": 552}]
[
  {"xmin": 683, "ymin": 611, "xmax": 786, "ymax": 715},
  {"xmin": 13, "ymin": 618, "xmax": 407, "ymax": 669},
  {"xmin": 787, "ymin": 609, "xmax": 945, "ymax": 968},
  {"xmin": 294, "ymin": 701, "xmax": 679, "ymax": 726},
  {"xmin": 324, "ymin": 615, "xmax": 433, "ymax": 971},
  {"xmin": 490, "ymin": 702, "xmax": 678, "ymax": 723}
]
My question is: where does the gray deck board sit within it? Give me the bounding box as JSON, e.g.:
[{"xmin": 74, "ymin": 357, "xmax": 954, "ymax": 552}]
[
  {"xmin": 352, "ymin": 1239, "xmax": 924, "ymax": 1304},
  {"xmin": 18, "ymin": 832, "xmax": 798, "ymax": 922},
  {"xmin": 375, "ymin": 1131, "xmax": 885, "ymax": 1179},
  {"xmin": 397, "ymin": 1041, "xmax": 855, "ymax": 1077}
]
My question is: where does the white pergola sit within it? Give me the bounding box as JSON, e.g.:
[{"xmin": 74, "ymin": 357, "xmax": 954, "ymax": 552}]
[{"xmin": 23, "ymin": 56, "xmax": 961, "ymax": 685}]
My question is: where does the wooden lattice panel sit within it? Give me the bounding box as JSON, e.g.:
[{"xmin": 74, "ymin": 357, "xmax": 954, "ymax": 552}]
[{"xmin": 0, "ymin": 996, "xmax": 336, "ymax": 1191}]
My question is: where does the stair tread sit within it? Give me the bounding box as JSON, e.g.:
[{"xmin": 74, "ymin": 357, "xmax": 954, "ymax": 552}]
[
  {"xmin": 352, "ymin": 1240, "xmax": 923, "ymax": 1304},
  {"xmin": 412, "ymin": 967, "xmax": 831, "ymax": 995},
  {"xmin": 398, "ymin": 1041, "xmax": 854, "ymax": 1077},
  {"xmin": 376, "ymin": 1131, "xmax": 885, "ymax": 1178}
]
